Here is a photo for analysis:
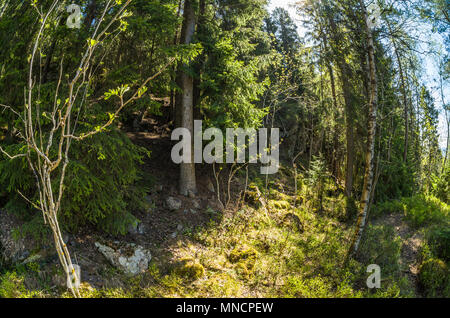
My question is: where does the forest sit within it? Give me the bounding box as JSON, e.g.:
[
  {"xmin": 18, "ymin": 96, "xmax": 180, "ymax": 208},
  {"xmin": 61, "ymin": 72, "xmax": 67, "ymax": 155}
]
[{"xmin": 0, "ymin": 0, "xmax": 448, "ymax": 299}]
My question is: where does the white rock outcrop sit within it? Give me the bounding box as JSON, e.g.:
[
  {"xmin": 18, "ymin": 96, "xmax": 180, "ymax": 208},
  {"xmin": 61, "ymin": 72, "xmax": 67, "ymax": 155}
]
[{"xmin": 95, "ymin": 241, "xmax": 151, "ymax": 275}]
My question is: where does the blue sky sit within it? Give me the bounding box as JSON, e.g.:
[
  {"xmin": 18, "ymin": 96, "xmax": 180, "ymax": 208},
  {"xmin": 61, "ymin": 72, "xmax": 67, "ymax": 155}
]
[{"xmin": 268, "ymin": 0, "xmax": 449, "ymax": 151}]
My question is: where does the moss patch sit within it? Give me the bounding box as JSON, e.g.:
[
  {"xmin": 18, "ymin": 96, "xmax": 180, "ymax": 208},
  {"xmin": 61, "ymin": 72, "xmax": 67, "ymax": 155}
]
[
  {"xmin": 175, "ymin": 258, "xmax": 205, "ymax": 280},
  {"xmin": 269, "ymin": 200, "xmax": 291, "ymax": 210},
  {"xmin": 229, "ymin": 246, "xmax": 258, "ymax": 275}
]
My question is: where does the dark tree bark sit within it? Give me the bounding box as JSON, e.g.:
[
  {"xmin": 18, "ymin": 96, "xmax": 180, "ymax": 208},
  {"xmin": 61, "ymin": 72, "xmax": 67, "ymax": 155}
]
[
  {"xmin": 387, "ymin": 21, "xmax": 409, "ymax": 163},
  {"xmin": 340, "ymin": 63, "xmax": 356, "ymax": 198},
  {"xmin": 193, "ymin": 0, "xmax": 206, "ymax": 120},
  {"xmin": 178, "ymin": 0, "xmax": 197, "ymax": 196},
  {"xmin": 84, "ymin": 0, "xmax": 98, "ymax": 29},
  {"xmin": 325, "ymin": 14, "xmax": 356, "ymax": 198}
]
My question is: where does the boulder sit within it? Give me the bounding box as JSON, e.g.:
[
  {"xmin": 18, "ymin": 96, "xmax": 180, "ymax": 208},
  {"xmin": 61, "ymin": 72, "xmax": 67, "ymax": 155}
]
[{"xmin": 95, "ymin": 241, "xmax": 151, "ymax": 275}]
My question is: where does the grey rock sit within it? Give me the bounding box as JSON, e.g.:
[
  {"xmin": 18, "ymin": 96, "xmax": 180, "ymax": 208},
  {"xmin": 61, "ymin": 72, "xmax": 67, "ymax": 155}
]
[
  {"xmin": 192, "ymin": 200, "xmax": 201, "ymax": 209},
  {"xmin": 166, "ymin": 196, "xmax": 182, "ymax": 210},
  {"xmin": 177, "ymin": 224, "xmax": 183, "ymax": 231},
  {"xmin": 95, "ymin": 241, "xmax": 151, "ymax": 276},
  {"xmin": 128, "ymin": 221, "xmax": 146, "ymax": 235},
  {"xmin": 137, "ymin": 223, "xmax": 146, "ymax": 235},
  {"xmin": 63, "ymin": 233, "xmax": 70, "ymax": 245},
  {"xmin": 206, "ymin": 180, "xmax": 215, "ymax": 193},
  {"xmin": 22, "ymin": 253, "xmax": 42, "ymax": 264},
  {"xmin": 188, "ymin": 190, "xmax": 196, "ymax": 199},
  {"xmin": 170, "ymin": 232, "xmax": 177, "ymax": 238},
  {"xmin": 207, "ymin": 199, "xmax": 224, "ymax": 211},
  {"xmin": 52, "ymin": 273, "xmax": 66, "ymax": 287},
  {"xmin": 128, "ymin": 222, "xmax": 139, "ymax": 235}
]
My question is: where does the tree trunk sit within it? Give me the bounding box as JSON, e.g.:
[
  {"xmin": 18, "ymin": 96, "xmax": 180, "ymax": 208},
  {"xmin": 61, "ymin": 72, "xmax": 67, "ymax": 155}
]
[
  {"xmin": 387, "ymin": 21, "xmax": 408, "ymax": 163},
  {"xmin": 84, "ymin": 0, "xmax": 97, "ymax": 29},
  {"xmin": 0, "ymin": 0, "xmax": 9, "ymax": 18},
  {"xmin": 333, "ymin": 57, "xmax": 355, "ymax": 198},
  {"xmin": 440, "ymin": 60, "xmax": 449, "ymax": 172},
  {"xmin": 344, "ymin": 112, "xmax": 355, "ymax": 197},
  {"xmin": 178, "ymin": 0, "xmax": 197, "ymax": 196},
  {"xmin": 326, "ymin": 17, "xmax": 355, "ymax": 198},
  {"xmin": 338, "ymin": 65, "xmax": 355, "ymax": 198},
  {"xmin": 193, "ymin": 0, "xmax": 206, "ymax": 120},
  {"xmin": 347, "ymin": 0, "xmax": 378, "ymax": 258},
  {"xmin": 326, "ymin": 51, "xmax": 340, "ymax": 178},
  {"xmin": 170, "ymin": 0, "xmax": 183, "ymax": 123}
]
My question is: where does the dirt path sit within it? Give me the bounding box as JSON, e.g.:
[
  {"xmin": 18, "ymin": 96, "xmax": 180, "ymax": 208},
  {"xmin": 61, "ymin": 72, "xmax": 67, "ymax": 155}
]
[{"xmin": 374, "ymin": 213, "xmax": 423, "ymax": 297}]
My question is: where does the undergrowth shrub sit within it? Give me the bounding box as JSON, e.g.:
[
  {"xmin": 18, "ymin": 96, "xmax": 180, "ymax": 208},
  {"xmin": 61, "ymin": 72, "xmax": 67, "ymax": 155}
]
[
  {"xmin": 418, "ymin": 258, "xmax": 450, "ymax": 297},
  {"xmin": 430, "ymin": 166, "xmax": 449, "ymax": 204},
  {"xmin": 370, "ymin": 199, "xmax": 405, "ymax": 219},
  {"xmin": 0, "ymin": 271, "xmax": 42, "ymax": 298},
  {"xmin": 371, "ymin": 195, "xmax": 449, "ymax": 228},
  {"xmin": 427, "ymin": 226, "xmax": 450, "ymax": 262},
  {"xmin": 0, "ymin": 129, "xmax": 152, "ymax": 238},
  {"xmin": 402, "ymin": 195, "xmax": 449, "ymax": 227}
]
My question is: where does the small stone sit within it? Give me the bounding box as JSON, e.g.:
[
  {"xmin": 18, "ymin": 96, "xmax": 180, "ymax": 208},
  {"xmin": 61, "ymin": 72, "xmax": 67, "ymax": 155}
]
[
  {"xmin": 208, "ymin": 199, "xmax": 224, "ymax": 211},
  {"xmin": 63, "ymin": 233, "xmax": 70, "ymax": 245},
  {"xmin": 22, "ymin": 253, "xmax": 42, "ymax": 265},
  {"xmin": 128, "ymin": 222, "xmax": 138, "ymax": 235},
  {"xmin": 192, "ymin": 200, "xmax": 201, "ymax": 209},
  {"xmin": 137, "ymin": 223, "xmax": 146, "ymax": 235},
  {"xmin": 166, "ymin": 196, "xmax": 182, "ymax": 210},
  {"xmin": 171, "ymin": 232, "xmax": 177, "ymax": 238},
  {"xmin": 206, "ymin": 180, "xmax": 215, "ymax": 193},
  {"xmin": 52, "ymin": 273, "xmax": 66, "ymax": 287},
  {"xmin": 188, "ymin": 190, "xmax": 196, "ymax": 199},
  {"xmin": 177, "ymin": 224, "xmax": 183, "ymax": 231}
]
